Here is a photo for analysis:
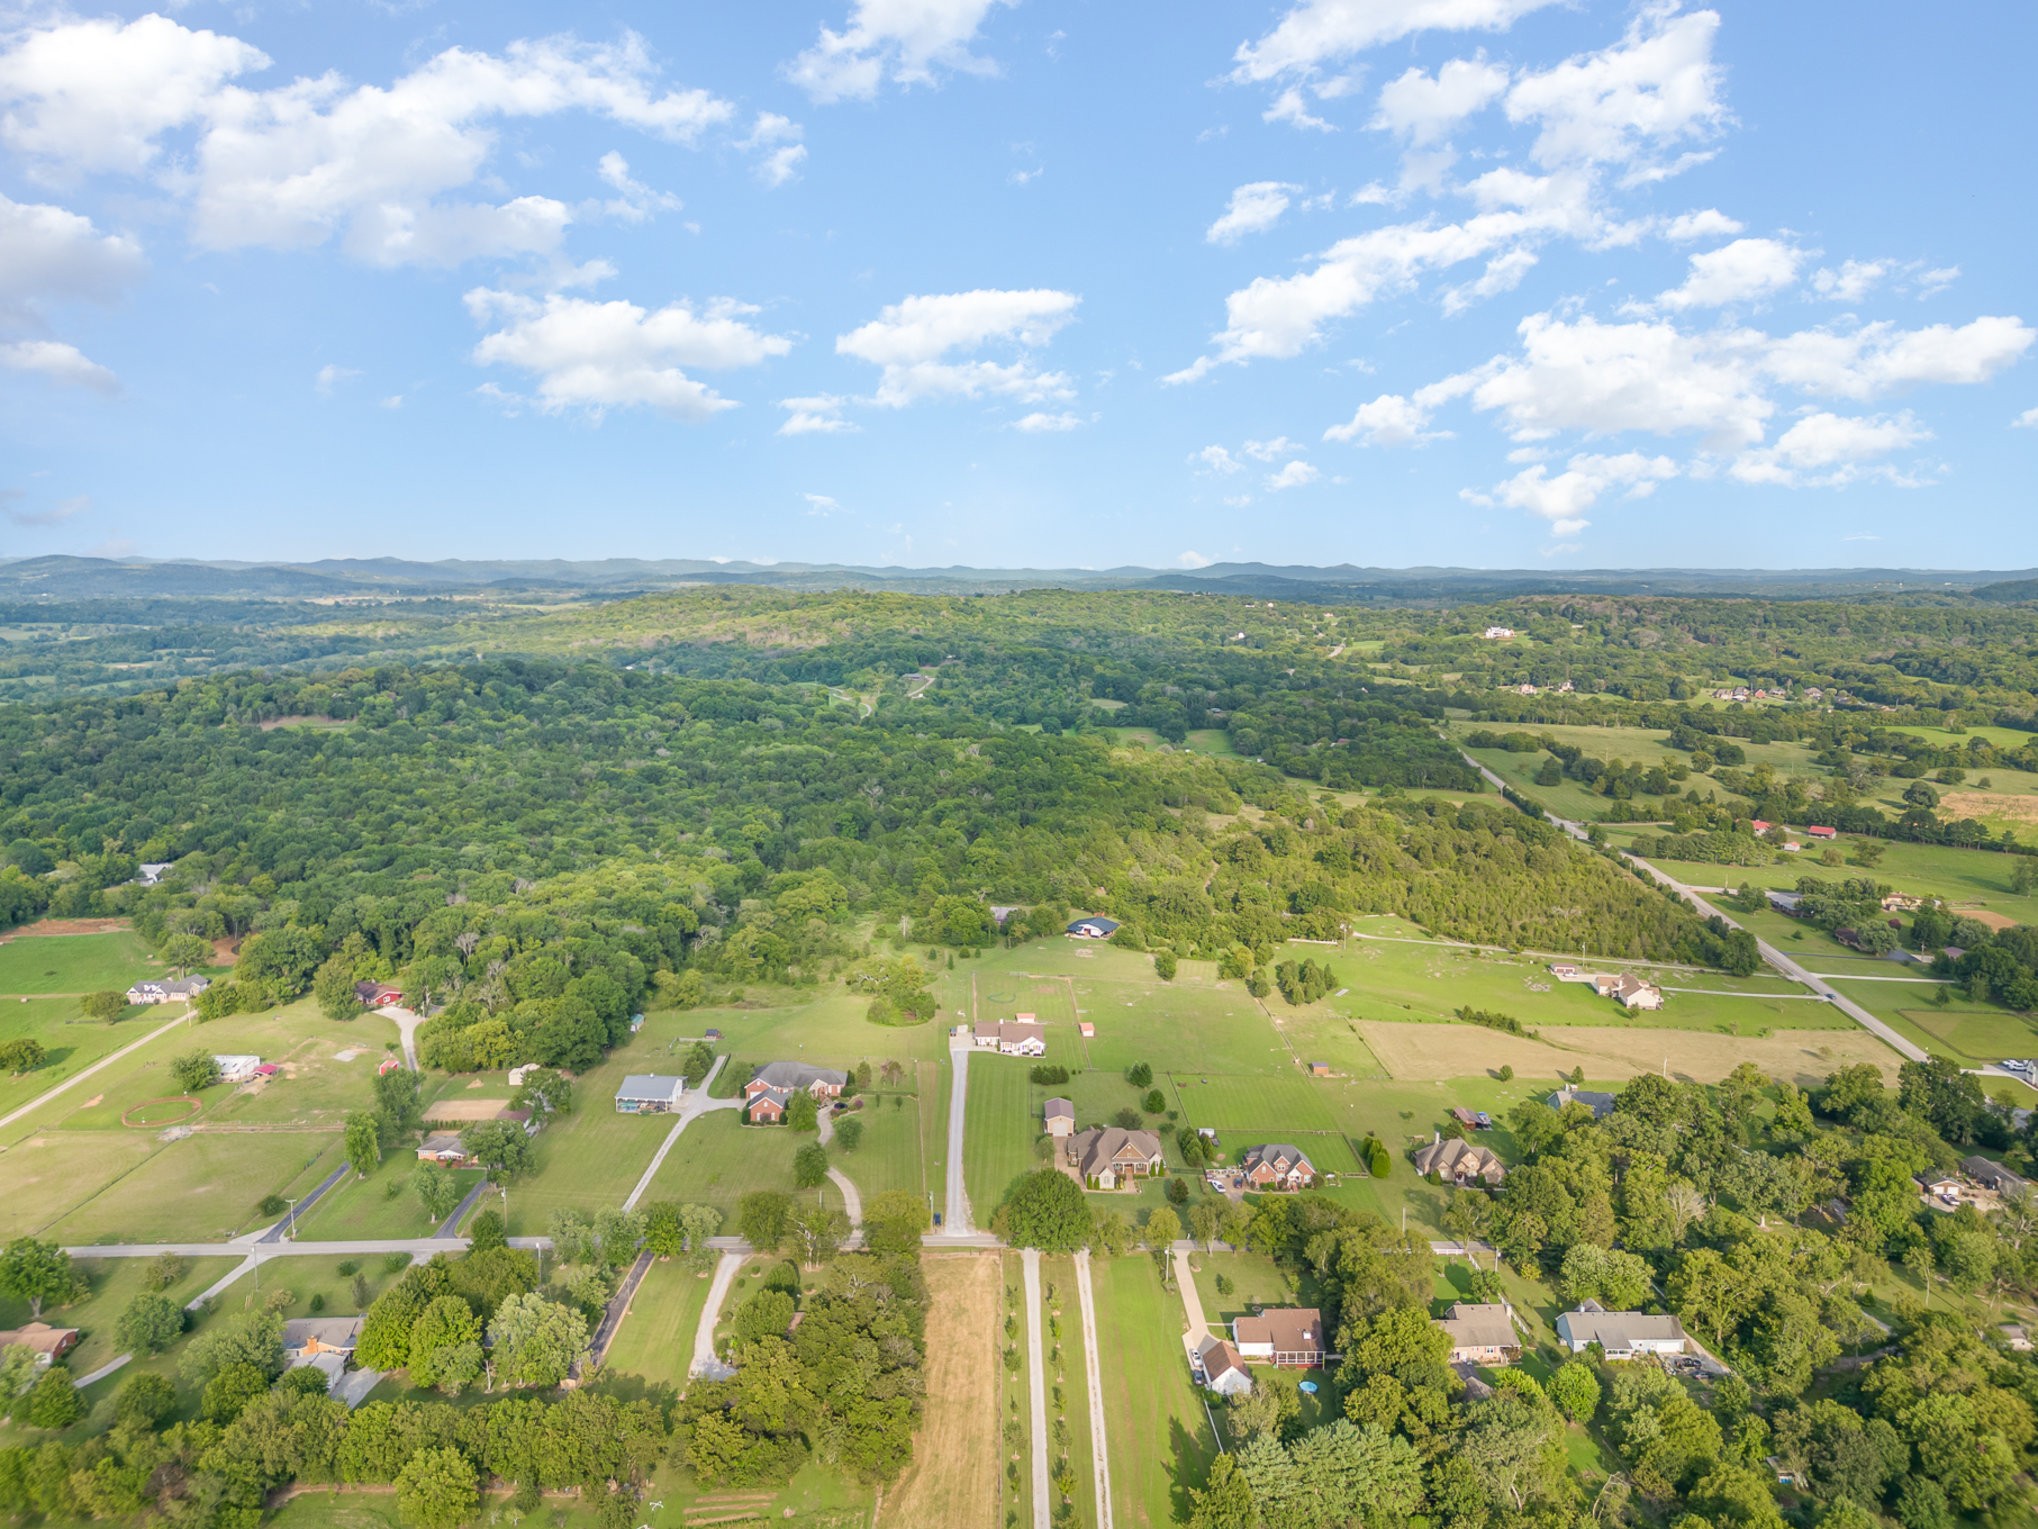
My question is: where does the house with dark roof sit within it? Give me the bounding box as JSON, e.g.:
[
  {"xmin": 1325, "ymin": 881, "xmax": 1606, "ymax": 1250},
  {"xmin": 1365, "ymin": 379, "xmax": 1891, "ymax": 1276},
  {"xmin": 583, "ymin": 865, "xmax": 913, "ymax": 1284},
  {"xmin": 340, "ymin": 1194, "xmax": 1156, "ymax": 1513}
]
[
  {"xmin": 355, "ymin": 980, "xmax": 404, "ymax": 1007},
  {"xmin": 1232, "ymin": 1308, "xmax": 1331, "ymax": 1368},
  {"xmin": 1239, "ymin": 1144, "xmax": 1316, "ymax": 1191},
  {"xmin": 1064, "ymin": 1127, "xmax": 1163, "ymax": 1189},
  {"xmin": 1043, "ymin": 1098, "xmax": 1076, "ymax": 1137},
  {"xmin": 1066, "ymin": 916, "xmax": 1120, "ymax": 939},
  {"xmin": 748, "ymin": 1062, "xmax": 848, "ymax": 1097},
  {"xmin": 416, "ymin": 1131, "xmax": 475, "ymax": 1166},
  {"xmin": 1964, "ymin": 1156, "xmax": 2030, "ymax": 1195},
  {"xmin": 1193, "ymin": 1334, "xmax": 1253, "ymax": 1396},
  {"xmin": 1557, "ymin": 1300, "xmax": 1690, "ymax": 1360},
  {"xmin": 1436, "ymin": 1303, "xmax": 1518, "ymax": 1366},
  {"xmin": 1548, "ymin": 1085, "xmax": 1616, "ymax": 1120},
  {"xmin": 127, "ymin": 976, "xmax": 212, "ymax": 1005}
]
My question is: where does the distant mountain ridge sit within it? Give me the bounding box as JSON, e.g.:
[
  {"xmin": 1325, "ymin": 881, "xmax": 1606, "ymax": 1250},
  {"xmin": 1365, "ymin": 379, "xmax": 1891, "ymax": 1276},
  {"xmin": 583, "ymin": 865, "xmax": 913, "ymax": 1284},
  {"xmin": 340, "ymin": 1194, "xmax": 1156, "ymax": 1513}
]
[{"xmin": 2, "ymin": 553, "xmax": 2034, "ymax": 602}]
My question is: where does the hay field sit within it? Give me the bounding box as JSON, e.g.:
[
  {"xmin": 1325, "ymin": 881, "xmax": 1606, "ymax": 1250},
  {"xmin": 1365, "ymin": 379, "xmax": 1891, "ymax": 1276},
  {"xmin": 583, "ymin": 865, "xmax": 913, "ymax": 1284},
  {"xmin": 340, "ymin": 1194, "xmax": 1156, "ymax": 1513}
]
[
  {"xmin": 1354, "ymin": 1019, "xmax": 1903, "ymax": 1086},
  {"xmin": 882, "ymin": 1253, "xmax": 1001, "ymax": 1529}
]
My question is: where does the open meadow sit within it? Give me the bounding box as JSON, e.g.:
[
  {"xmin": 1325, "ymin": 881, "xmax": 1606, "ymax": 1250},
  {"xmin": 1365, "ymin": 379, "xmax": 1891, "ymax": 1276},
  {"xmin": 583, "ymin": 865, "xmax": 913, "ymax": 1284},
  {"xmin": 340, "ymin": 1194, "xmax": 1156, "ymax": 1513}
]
[
  {"xmin": 0, "ymin": 925, "xmax": 159, "ymax": 994},
  {"xmin": 1089, "ymin": 1254, "xmax": 1218, "ymax": 1529},
  {"xmin": 882, "ymin": 1252, "xmax": 1003, "ymax": 1529},
  {"xmin": 602, "ymin": 1256, "xmax": 716, "ymax": 1390}
]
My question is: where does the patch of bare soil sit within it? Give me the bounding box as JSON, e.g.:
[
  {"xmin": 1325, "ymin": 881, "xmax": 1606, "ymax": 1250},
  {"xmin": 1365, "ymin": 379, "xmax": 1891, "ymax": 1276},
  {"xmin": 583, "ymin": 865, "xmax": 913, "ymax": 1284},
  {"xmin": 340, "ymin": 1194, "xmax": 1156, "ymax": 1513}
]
[{"xmin": 882, "ymin": 1253, "xmax": 1002, "ymax": 1529}]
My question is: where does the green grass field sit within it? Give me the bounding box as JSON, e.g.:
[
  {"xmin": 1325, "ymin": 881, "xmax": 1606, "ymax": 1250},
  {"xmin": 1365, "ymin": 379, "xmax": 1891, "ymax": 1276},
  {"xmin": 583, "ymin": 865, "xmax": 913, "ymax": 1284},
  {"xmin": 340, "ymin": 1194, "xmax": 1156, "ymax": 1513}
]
[
  {"xmin": 1168, "ymin": 1073, "xmax": 1338, "ymax": 1133},
  {"xmin": 1090, "ymin": 1254, "xmax": 1218, "ymax": 1529},
  {"xmin": 0, "ymin": 997, "xmax": 178, "ymax": 1119},
  {"xmin": 47, "ymin": 1130, "xmax": 346, "ymax": 1244},
  {"xmin": 681, "ymin": 985, "xmax": 953, "ymax": 1070},
  {"xmin": 964, "ymin": 1054, "xmax": 1045, "ymax": 1217},
  {"xmin": 0, "ymin": 927, "xmax": 158, "ymax": 994},
  {"xmin": 638, "ymin": 1110, "xmax": 847, "ymax": 1226},
  {"xmin": 832, "ymin": 1094, "xmax": 926, "ymax": 1202},
  {"xmin": 294, "ymin": 1150, "xmax": 488, "ymax": 1240},
  {"xmin": 603, "ymin": 1257, "xmax": 714, "ymax": 1388},
  {"xmin": 1, "ymin": 1253, "xmax": 238, "ymax": 1377}
]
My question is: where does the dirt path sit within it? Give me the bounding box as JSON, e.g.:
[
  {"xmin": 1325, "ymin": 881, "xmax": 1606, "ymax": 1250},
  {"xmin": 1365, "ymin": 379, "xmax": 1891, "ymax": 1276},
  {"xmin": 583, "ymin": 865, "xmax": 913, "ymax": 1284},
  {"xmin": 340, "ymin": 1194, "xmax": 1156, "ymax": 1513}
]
[
  {"xmin": 882, "ymin": 1253, "xmax": 1001, "ymax": 1529},
  {"xmin": 1021, "ymin": 1250, "xmax": 1051, "ymax": 1529},
  {"xmin": 690, "ymin": 1251, "xmax": 744, "ymax": 1380},
  {"xmin": 0, "ymin": 1009, "xmax": 192, "ymax": 1138},
  {"xmin": 1072, "ymin": 1251, "xmax": 1115, "ymax": 1529}
]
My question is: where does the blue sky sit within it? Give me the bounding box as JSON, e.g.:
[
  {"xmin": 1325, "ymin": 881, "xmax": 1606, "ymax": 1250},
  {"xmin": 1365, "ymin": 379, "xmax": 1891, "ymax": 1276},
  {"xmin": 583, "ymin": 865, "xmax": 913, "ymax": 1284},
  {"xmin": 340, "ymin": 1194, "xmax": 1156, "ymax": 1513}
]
[{"xmin": 2, "ymin": 0, "xmax": 2034, "ymax": 569}]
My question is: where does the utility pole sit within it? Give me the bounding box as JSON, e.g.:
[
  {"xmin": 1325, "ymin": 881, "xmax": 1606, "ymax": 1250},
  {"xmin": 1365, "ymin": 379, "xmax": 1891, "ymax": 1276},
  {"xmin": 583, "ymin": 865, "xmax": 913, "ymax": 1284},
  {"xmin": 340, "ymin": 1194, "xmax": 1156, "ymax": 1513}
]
[{"xmin": 284, "ymin": 1196, "xmax": 300, "ymax": 1240}]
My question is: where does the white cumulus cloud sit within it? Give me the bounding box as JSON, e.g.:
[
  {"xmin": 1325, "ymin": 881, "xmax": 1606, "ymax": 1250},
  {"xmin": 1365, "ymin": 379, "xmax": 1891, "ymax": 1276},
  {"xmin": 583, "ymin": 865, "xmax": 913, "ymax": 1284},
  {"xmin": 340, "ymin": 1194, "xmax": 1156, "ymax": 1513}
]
[
  {"xmin": 778, "ymin": 395, "xmax": 859, "ymax": 435},
  {"xmin": 1730, "ymin": 410, "xmax": 1930, "ymax": 486},
  {"xmin": 1207, "ymin": 182, "xmax": 1300, "ymax": 245},
  {"xmin": 1265, "ymin": 459, "xmax": 1321, "ymax": 490},
  {"xmin": 1480, "ymin": 450, "xmax": 1677, "ymax": 536},
  {"xmin": 1232, "ymin": 0, "xmax": 1560, "ymax": 85},
  {"xmin": 0, "ymin": 338, "xmax": 119, "ymax": 392},
  {"xmin": 1663, "ymin": 208, "xmax": 1742, "ymax": 241},
  {"xmin": 1652, "ymin": 237, "xmax": 1803, "ymax": 310},
  {"xmin": 1013, "ymin": 411, "xmax": 1084, "ymax": 431},
  {"xmin": 465, "ymin": 287, "xmax": 790, "ymax": 419},
  {"xmin": 1324, "ymin": 392, "xmax": 1449, "ymax": 446},
  {"xmin": 789, "ymin": 0, "xmax": 1013, "ymax": 103},
  {"xmin": 1371, "ymin": 57, "xmax": 1510, "ymax": 144},
  {"xmin": 836, "ymin": 288, "xmax": 1080, "ymax": 407}
]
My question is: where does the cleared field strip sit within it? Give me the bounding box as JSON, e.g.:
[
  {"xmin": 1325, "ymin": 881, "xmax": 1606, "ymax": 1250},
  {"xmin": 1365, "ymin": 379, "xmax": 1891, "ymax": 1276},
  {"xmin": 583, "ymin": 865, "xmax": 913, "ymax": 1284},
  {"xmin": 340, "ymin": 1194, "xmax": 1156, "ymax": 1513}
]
[
  {"xmin": 1090, "ymin": 1255, "xmax": 1217, "ymax": 1529},
  {"xmin": 1353, "ymin": 1018, "xmax": 1904, "ymax": 1086},
  {"xmin": 884, "ymin": 1252, "xmax": 1003, "ymax": 1529},
  {"xmin": 1168, "ymin": 1073, "xmax": 1338, "ymax": 1133}
]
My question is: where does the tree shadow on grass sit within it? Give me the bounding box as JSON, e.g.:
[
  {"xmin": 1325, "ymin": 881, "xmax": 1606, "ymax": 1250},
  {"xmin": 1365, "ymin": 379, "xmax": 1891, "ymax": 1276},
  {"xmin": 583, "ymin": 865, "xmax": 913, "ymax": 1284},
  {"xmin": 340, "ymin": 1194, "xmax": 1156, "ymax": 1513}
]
[{"xmin": 1168, "ymin": 1413, "xmax": 1218, "ymax": 1524}]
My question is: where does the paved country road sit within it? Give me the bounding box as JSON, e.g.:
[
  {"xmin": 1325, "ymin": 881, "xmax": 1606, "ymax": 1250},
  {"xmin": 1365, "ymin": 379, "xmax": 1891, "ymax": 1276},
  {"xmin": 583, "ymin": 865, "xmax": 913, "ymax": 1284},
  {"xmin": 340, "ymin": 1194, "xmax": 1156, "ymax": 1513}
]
[
  {"xmin": 944, "ymin": 1035, "xmax": 974, "ymax": 1234},
  {"xmin": 1457, "ymin": 749, "xmax": 1930, "ymax": 1066},
  {"xmin": 0, "ymin": 1008, "xmax": 193, "ymax": 1137}
]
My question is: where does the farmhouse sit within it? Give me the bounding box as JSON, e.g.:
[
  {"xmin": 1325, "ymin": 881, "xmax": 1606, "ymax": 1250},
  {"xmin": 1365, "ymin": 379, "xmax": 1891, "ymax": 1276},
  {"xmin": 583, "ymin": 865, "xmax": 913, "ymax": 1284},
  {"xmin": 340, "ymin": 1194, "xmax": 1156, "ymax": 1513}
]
[
  {"xmin": 136, "ymin": 862, "xmax": 175, "ymax": 886},
  {"xmin": 1807, "ymin": 825, "xmax": 1838, "ymax": 840},
  {"xmin": 1043, "ymin": 1097, "xmax": 1076, "ymax": 1137},
  {"xmin": 127, "ymin": 976, "xmax": 211, "ymax": 1005},
  {"xmin": 212, "ymin": 1053, "xmax": 261, "ymax": 1083},
  {"xmin": 1883, "ymin": 893, "xmax": 1924, "ymax": 912},
  {"xmin": 1413, "ymin": 1135, "xmax": 1507, "ymax": 1187},
  {"xmin": 614, "ymin": 1075, "xmax": 686, "ymax": 1115},
  {"xmin": 972, "ymin": 1020, "xmax": 1047, "ymax": 1056},
  {"xmin": 1065, "ymin": 916, "xmax": 1120, "ymax": 940},
  {"xmin": 1557, "ymin": 1300, "xmax": 1691, "ymax": 1360},
  {"xmin": 1436, "ymin": 1303, "xmax": 1518, "ymax": 1366},
  {"xmin": 354, "ymin": 980, "xmax": 404, "ymax": 1007},
  {"xmin": 1481, "ymin": 626, "xmax": 1516, "ymax": 640},
  {"xmin": 1612, "ymin": 974, "xmax": 1665, "ymax": 1011},
  {"xmin": 1064, "ymin": 1126, "xmax": 1163, "ymax": 1189},
  {"xmin": 1964, "ymin": 1157, "xmax": 2029, "ymax": 1195},
  {"xmin": 1767, "ymin": 889, "xmax": 1805, "ymax": 914},
  {"xmin": 1549, "ymin": 1085, "xmax": 1617, "ymax": 1120},
  {"xmin": 1239, "ymin": 1143, "xmax": 1317, "ymax": 1191},
  {"xmin": 0, "ymin": 1323, "xmax": 78, "ymax": 1369},
  {"xmin": 1193, "ymin": 1334, "xmax": 1253, "ymax": 1396},
  {"xmin": 416, "ymin": 1132, "xmax": 473, "ymax": 1166},
  {"xmin": 1918, "ymin": 1172, "xmax": 1963, "ymax": 1206},
  {"xmin": 1232, "ymin": 1308, "xmax": 1330, "ymax": 1367},
  {"xmin": 746, "ymin": 1091, "xmax": 789, "ymax": 1125}
]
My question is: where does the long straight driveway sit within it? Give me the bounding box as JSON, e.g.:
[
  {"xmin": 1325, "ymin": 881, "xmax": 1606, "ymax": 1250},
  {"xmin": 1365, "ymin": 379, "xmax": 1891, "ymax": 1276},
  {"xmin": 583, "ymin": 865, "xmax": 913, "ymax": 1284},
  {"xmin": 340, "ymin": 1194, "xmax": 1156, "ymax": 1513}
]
[
  {"xmin": 1020, "ymin": 1249, "xmax": 1050, "ymax": 1529},
  {"xmin": 1073, "ymin": 1251, "xmax": 1115, "ymax": 1529},
  {"xmin": 944, "ymin": 1036, "xmax": 974, "ymax": 1234}
]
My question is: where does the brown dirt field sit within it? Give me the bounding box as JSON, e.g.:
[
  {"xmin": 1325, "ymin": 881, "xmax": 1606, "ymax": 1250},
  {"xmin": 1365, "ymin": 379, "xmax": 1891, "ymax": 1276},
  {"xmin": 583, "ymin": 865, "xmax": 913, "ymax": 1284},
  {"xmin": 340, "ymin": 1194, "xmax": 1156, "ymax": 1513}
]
[
  {"xmin": 882, "ymin": 1252, "xmax": 1001, "ymax": 1529},
  {"xmin": 1354, "ymin": 1020, "xmax": 1903, "ymax": 1086},
  {"xmin": 210, "ymin": 937, "xmax": 239, "ymax": 965},
  {"xmin": 1943, "ymin": 791, "xmax": 2038, "ymax": 825},
  {"xmin": 423, "ymin": 1098, "xmax": 516, "ymax": 1122},
  {"xmin": 1962, "ymin": 909, "xmax": 2018, "ymax": 931},
  {"xmin": 0, "ymin": 918, "xmax": 131, "ymax": 943}
]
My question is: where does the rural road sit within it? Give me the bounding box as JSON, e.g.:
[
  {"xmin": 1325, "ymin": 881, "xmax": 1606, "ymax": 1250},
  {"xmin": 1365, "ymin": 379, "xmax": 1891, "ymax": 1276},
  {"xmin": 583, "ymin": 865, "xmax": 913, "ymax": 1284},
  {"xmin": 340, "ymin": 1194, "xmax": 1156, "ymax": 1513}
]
[
  {"xmin": 690, "ymin": 1250, "xmax": 744, "ymax": 1381},
  {"xmin": 74, "ymin": 1354, "xmax": 131, "ymax": 1387},
  {"xmin": 375, "ymin": 1006, "xmax": 424, "ymax": 1071},
  {"xmin": 944, "ymin": 1036, "xmax": 974, "ymax": 1234},
  {"xmin": 0, "ymin": 1008, "xmax": 192, "ymax": 1137},
  {"xmin": 1457, "ymin": 749, "xmax": 1931, "ymax": 1066},
  {"xmin": 1073, "ymin": 1250, "xmax": 1115, "ymax": 1529},
  {"xmin": 1020, "ymin": 1249, "xmax": 1051, "ymax": 1529},
  {"xmin": 621, "ymin": 1056, "xmax": 738, "ymax": 1212},
  {"xmin": 814, "ymin": 1105, "xmax": 864, "ymax": 1228},
  {"xmin": 437, "ymin": 1177, "xmax": 496, "ymax": 1238},
  {"xmin": 258, "ymin": 1163, "xmax": 352, "ymax": 1243}
]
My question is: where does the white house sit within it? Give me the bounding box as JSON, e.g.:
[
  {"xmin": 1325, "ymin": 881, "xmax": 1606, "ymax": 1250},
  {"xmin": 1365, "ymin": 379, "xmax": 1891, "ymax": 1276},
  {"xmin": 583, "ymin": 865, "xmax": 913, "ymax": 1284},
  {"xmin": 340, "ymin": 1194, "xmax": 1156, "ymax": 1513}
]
[
  {"xmin": 127, "ymin": 976, "xmax": 211, "ymax": 1005},
  {"xmin": 972, "ymin": 1019, "xmax": 1046, "ymax": 1056},
  {"xmin": 1193, "ymin": 1334, "xmax": 1253, "ymax": 1397},
  {"xmin": 1556, "ymin": 1300, "xmax": 1690, "ymax": 1360},
  {"xmin": 614, "ymin": 1075, "xmax": 687, "ymax": 1114},
  {"xmin": 1482, "ymin": 626, "xmax": 1516, "ymax": 640}
]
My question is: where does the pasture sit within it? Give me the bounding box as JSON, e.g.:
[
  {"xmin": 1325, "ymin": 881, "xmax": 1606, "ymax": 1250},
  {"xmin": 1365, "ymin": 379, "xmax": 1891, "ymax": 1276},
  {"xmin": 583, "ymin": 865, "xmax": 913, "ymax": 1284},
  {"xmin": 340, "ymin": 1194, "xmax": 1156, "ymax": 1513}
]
[
  {"xmin": 1825, "ymin": 983, "xmax": 2038, "ymax": 1069},
  {"xmin": 48, "ymin": 1130, "xmax": 346, "ymax": 1244},
  {"xmin": 964, "ymin": 1055, "xmax": 1047, "ymax": 1217},
  {"xmin": 0, "ymin": 926, "xmax": 157, "ymax": 994},
  {"xmin": 0, "ymin": 996, "xmax": 174, "ymax": 1120},
  {"xmin": 603, "ymin": 1257, "xmax": 715, "ymax": 1389},
  {"xmin": 294, "ymin": 1151, "xmax": 488, "ymax": 1241}
]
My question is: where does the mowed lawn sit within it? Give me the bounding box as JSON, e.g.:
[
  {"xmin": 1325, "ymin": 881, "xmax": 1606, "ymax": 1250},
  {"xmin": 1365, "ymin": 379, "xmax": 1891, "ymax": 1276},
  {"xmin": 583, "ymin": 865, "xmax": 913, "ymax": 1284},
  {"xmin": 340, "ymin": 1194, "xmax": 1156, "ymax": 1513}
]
[
  {"xmin": 1169, "ymin": 1073, "xmax": 1338, "ymax": 1133},
  {"xmin": 4, "ymin": 1252, "xmax": 238, "ymax": 1376},
  {"xmin": 604, "ymin": 1257, "xmax": 715, "ymax": 1389},
  {"xmin": 0, "ymin": 927, "xmax": 158, "ymax": 994},
  {"xmin": 638, "ymin": 1110, "xmax": 847, "ymax": 1224},
  {"xmin": 1090, "ymin": 1255, "xmax": 1219, "ymax": 1529},
  {"xmin": 964, "ymin": 1055, "xmax": 1043, "ymax": 1216},
  {"xmin": 834, "ymin": 1094, "xmax": 926, "ymax": 1202},
  {"xmin": 0, "ymin": 997, "xmax": 179, "ymax": 1120},
  {"xmin": 294, "ymin": 1149, "xmax": 488, "ymax": 1241},
  {"xmin": 1827, "ymin": 984, "xmax": 2038, "ymax": 1068},
  {"xmin": 47, "ymin": 1129, "xmax": 347, "ymax": 1244}
]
